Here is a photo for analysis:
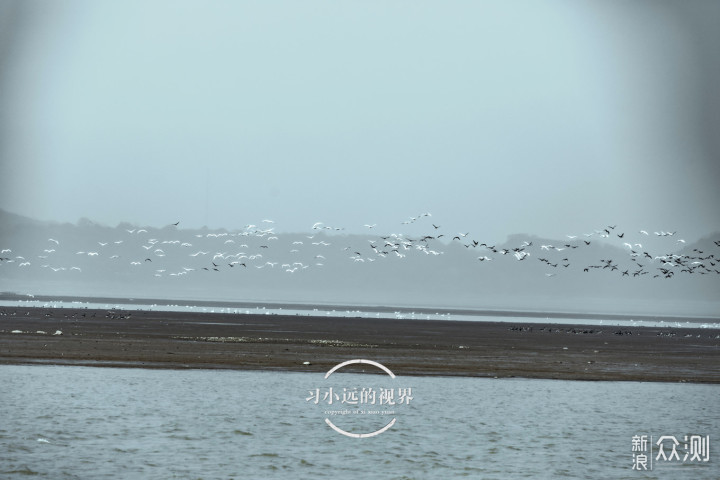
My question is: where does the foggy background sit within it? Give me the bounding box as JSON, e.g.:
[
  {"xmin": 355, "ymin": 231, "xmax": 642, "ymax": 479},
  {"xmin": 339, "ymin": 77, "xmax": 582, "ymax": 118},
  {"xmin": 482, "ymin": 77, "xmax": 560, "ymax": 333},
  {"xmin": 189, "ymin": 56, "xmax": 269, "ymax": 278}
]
[
  {"xmin": 1, "ymin": 1, "xmax": 719, "ymax": 314},
  {"xmin": 1, "ymin": 208, "xmax": 719, "ymax": 316}
]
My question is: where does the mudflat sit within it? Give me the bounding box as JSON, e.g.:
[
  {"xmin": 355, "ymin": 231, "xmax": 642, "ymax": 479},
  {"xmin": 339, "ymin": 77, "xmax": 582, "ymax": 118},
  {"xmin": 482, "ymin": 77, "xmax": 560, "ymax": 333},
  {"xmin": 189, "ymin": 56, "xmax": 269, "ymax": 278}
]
[{"xmin": 0, "ymin": 307, "xmax": 718, "ymax": 383}]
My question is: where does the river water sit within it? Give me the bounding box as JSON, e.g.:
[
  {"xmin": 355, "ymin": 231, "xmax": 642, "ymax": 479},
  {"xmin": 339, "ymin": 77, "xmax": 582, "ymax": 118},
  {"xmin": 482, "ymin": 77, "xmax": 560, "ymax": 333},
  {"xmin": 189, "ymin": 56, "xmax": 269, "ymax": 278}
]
[
  {"xmin": 2, "ymin": 298, "xmax": 719, "ymax": 328},
  {"xmin": 0, "ymin": 365, "xmax": 717, "ymax": 479}
]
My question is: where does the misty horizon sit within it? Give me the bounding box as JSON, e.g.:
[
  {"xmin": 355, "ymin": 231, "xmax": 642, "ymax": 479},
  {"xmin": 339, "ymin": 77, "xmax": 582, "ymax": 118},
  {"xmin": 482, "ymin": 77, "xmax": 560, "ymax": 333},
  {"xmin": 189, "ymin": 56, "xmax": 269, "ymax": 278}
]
[
  {"xmin": 1, "ymin": 1, "xmax": 719, "ymax": 244},
  {"xmin": 2, "ymin": 207, "xmax": 719, "ymax": 317},
  {"xmin": 1, "ymin": 1, "xmax": 719, "ymax": 316}
]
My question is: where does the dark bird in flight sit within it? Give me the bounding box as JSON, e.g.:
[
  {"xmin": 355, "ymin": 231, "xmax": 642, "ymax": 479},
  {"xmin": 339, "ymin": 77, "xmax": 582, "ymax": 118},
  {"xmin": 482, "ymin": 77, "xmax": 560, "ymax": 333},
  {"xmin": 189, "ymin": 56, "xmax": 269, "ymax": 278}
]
[
  {"xmin": 617, "ymin": 233, "xmax": 624, "ymax": 238},
  {"xmin": 172, "ymin": 221, "xmax": 180, "ymax": 226}
]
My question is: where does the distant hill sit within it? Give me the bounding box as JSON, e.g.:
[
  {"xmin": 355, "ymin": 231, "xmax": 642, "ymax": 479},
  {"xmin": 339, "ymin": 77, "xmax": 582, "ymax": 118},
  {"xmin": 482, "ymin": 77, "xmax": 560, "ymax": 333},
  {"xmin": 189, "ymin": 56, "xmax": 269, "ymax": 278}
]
[{"xmin": 1, "ymin": 209, "xmax": 719, "ymax": 316}]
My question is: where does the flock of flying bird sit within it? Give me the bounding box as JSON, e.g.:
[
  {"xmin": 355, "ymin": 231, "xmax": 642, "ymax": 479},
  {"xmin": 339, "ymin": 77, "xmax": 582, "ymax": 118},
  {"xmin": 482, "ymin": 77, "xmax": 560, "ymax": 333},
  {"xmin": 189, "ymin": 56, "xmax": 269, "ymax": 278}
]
[{"xmin": 1, "ymin": 213, "xmax": 719, "ymax": 281}]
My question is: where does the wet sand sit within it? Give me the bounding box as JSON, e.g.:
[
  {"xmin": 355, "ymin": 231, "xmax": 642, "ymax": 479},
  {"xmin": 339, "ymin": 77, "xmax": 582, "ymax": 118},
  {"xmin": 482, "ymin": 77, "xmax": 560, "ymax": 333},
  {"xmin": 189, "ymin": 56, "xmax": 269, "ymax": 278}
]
[{"xmin": 0, "ymin": 307, "xmax": 718, "ymax": 383}]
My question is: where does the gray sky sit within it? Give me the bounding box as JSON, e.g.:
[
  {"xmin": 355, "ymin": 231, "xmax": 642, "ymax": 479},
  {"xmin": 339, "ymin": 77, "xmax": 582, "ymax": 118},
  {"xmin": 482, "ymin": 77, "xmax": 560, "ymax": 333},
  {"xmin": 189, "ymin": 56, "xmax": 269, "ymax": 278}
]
[{"xmin": 1, "ymin": 0, "xmax": 718, "ymax": 242}]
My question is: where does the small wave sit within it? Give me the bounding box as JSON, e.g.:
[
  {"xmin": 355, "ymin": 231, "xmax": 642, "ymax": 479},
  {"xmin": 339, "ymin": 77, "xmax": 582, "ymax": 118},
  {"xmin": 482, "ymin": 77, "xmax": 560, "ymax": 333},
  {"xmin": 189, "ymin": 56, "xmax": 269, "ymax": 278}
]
[
  {"xmin": 3, "ymin": 466, "xmax": 40, "ymax": 475},
  {"xmin": 232, "ymin": 429, "xmax": 253, "ymax": 436},
  {"xmin": 113, "ymin": 447, "xmax": 139, "ymax": 454}
]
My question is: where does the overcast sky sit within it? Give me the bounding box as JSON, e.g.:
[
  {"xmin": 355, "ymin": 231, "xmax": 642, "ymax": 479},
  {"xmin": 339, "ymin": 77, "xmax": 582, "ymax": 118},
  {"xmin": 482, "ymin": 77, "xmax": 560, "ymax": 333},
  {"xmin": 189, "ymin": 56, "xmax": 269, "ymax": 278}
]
[{"xmin": 1, "ymin": 0, "xmax": 718, "ymax": 242}]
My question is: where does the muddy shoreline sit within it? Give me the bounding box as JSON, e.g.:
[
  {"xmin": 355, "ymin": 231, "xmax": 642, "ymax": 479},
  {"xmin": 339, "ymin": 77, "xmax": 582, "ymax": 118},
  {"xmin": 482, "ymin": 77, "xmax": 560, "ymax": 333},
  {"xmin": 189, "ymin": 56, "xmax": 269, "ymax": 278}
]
[{"xmin": 1, "ymin": 307, "xmax": 718, "ymax": 383}]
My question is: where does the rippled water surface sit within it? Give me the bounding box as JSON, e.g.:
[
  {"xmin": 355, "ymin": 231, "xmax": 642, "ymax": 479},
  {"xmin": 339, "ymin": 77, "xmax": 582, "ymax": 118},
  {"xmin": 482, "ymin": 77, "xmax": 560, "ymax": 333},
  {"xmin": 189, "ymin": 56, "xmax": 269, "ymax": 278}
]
[{"xmin": 1, "ymin": 366, "xmax": 717, "ymax": 479}]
